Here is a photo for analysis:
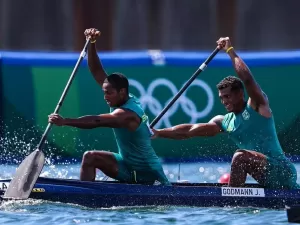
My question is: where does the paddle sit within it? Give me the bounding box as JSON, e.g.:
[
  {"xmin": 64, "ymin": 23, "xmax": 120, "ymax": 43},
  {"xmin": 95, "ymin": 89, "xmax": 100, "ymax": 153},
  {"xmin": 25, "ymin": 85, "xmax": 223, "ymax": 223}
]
[
  {"xmin": 150, "ymin": 47, "xmax": 220, "ymax": 128},
  {"xmin": 3, "ymin": 39, "xmax": 91, "ymax": 200}
]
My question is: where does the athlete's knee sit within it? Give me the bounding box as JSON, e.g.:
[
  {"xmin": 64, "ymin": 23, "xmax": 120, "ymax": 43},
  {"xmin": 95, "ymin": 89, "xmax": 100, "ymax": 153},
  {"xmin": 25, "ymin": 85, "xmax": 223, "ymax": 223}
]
[
  {"xmin": 82, "ymin": 151, "xmax": 94, "ymax": 165},
  {"xmin": 82, "ymin": 150, "xmax": 104, "ymax": 165},
  {"xmin": 231, "ymin": 149, "xmax": 248, "ymax": 165},
  {"xmin": 83, "ymin": 150, "xmax": 111, "ymax": 165}
]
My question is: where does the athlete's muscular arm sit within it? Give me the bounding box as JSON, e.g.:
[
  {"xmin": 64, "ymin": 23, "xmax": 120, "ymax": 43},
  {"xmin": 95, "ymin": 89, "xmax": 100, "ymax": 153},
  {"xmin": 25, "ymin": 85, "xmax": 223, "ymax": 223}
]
[
  {"xmin": 152, "ymin": 115, "xmax": 224, "ymax": 140},
  {"xmin": 84, "ymin": 28, "xmax": 108, "ymax": 87},
  {"xmin": 48, "ymin": 109, "xmax": 140, "ymax": 130},
  {"xmin": 217, "ymin": 37, "xmax": 270, "ymax": 109}
]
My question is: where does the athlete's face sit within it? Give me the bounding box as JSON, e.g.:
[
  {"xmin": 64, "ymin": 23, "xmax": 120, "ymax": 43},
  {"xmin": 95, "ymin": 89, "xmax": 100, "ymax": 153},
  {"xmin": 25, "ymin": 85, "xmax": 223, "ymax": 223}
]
[
  {"xmin": 218, "ymin": 87, "xmax": 244, "ymax": 113},
  {"xmin": 102, "ymin": 82, "xmax": 126, "ymax": 107}
]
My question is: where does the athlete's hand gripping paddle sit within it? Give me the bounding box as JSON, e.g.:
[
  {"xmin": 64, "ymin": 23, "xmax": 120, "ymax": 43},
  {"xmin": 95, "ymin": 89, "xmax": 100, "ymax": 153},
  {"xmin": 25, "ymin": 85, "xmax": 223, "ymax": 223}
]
[{"xmin": 3, "ymin": 39, "xmax": 91, "ymax": 200}]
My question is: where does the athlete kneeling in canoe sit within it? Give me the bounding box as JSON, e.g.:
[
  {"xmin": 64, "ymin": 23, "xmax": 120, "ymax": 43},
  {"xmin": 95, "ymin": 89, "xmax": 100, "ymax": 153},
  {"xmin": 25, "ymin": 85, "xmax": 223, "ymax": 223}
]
[
  {"xmin": 48, "ymin": 28, "xmax": 170, "ymax": 186},
  {"xmin": 152, "ymin": 37, "xmax": 299, "ymax": 189}
]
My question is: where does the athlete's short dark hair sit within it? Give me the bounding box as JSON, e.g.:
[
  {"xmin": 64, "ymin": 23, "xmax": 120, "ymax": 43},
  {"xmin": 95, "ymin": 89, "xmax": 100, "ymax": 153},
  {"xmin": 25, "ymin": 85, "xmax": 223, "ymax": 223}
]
[
  {"xmin": 104, "ymin": 72, "xmax": 129, "ymax": 94},
  {"xmin": 216, "ymin": 76, "xmax": 244, "ymax": 92}
]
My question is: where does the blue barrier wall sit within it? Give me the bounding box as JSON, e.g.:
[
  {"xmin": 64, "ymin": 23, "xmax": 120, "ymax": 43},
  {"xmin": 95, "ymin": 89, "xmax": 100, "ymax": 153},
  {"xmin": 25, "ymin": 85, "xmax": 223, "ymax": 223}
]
[{"xmin": 1, "ymin": 49, "xmax": 300, "ymax": 66}]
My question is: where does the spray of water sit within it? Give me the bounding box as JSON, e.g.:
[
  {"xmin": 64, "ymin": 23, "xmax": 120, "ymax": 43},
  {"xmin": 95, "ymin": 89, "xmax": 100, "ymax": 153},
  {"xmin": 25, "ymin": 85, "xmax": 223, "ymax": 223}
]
[{"xmin": 0, "ymin": 120, "xmax": 113, "ymax": 180}]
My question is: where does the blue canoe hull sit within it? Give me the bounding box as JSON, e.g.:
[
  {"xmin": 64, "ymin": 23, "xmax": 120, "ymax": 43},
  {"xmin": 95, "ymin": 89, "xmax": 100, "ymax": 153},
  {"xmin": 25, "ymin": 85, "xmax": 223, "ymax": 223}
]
[{"xmin": 1, "ymin": 177, "xmax": 300, "ymax": 209}]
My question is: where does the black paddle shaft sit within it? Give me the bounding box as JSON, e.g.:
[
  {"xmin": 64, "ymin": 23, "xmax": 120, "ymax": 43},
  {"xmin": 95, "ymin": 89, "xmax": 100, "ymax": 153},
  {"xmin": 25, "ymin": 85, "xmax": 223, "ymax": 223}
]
[
  {"xmin": 150, "ymin": 47, "xmax": 220, "ymax": 128},
  {"xmin": 37, "ymin": 39, "xmax": 90, "ymax": 151}
]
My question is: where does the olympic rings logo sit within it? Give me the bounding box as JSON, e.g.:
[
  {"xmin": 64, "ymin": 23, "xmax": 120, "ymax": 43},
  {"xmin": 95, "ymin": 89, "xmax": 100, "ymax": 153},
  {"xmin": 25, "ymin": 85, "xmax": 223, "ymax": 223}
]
[{"xmin": 129, "ymin": 78, "xmax": 214, "ymax": 128}]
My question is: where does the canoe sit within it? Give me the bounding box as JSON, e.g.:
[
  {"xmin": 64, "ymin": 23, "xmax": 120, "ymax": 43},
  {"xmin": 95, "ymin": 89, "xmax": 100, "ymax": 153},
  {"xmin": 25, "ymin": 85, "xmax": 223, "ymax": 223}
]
[{"xmin": 1, "ymin": 177, "xmax": 300, "ymax": 209}]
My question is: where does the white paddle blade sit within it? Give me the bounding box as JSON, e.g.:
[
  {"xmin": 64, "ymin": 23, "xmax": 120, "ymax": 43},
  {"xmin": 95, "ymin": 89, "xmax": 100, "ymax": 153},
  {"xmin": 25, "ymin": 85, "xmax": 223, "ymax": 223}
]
[{"xmin": 3, "ymin": 149, "xmax": 45, "ymax": 200}]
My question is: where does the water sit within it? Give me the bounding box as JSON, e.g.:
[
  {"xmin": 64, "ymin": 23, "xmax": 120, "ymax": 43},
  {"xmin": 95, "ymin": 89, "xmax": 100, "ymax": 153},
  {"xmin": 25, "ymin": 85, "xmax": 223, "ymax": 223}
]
[{"xmin": 0, "ymin": 162, "xmax": 299, "ymax": 225}]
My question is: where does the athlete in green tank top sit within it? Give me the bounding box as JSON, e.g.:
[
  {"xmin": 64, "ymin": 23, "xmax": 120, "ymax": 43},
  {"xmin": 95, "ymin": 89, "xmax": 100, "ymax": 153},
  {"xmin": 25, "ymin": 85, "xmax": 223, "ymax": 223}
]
[
  {"xmin": 151, "ymin": 37, "xmax": 299, "ymax": 189},
  {"xmin": 110, "ymin": 94, "xmax": 163, "ymax": 171},
  {"xmin": 48, "ymin": 28, "xmax": 170, "ymax": 185},
  {"xmin": 110, "ymin": 93, "xmax": 170, "ymax": 184}
]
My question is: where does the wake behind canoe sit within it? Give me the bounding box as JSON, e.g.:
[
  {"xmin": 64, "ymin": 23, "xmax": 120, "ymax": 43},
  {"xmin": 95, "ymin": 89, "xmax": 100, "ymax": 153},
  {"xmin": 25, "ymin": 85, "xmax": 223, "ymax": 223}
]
[{"xmin": 1, "ymin": 177, "xmax": 300, "ymax": 209}]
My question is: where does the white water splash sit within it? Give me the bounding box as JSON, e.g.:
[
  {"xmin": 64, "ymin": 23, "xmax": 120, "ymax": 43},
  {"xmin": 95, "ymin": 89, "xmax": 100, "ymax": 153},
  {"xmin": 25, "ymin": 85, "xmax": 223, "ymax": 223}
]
[{"xmin": 0, "ymin": 199, "xmax": 45, "ymax": 212}]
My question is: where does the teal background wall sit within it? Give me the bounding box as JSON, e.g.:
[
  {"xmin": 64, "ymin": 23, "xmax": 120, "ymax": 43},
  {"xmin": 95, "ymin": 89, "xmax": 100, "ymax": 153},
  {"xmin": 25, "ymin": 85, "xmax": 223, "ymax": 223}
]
[{"xmin": 1, "ymin": 50, "xmax": 300, "ymax": 163}]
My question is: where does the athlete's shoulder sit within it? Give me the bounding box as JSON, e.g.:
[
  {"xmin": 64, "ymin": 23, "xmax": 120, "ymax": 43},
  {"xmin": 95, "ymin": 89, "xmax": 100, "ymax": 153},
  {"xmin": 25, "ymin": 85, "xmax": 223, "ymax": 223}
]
[
  {"xmin": 129, "ymin": 93, "xmax": 140, "ymax": 102},
  {"xmin": 219, "ymin": 113, "xmax": 235, "ymax": 132},
  {"xmin": 126, "ymin": 93, "xmax": 142, "ymax": 107},
  {"xmin": 210, "ymin": 113, "xmax": 233, "ymax": 123},
  {"xmin": 117, "ymin": 93, "xmax": 145, "ymax": 119},
  {"xmin": 209, "ymin": 115, "xmax": 224, "ymax": 123},
  {"xmin": 110, "ymin": 108, "xmax": 138, "ymax": 120},
  {"xmin": 207, "ymin": 115, "xmax": 226, "ymax": 133}
]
